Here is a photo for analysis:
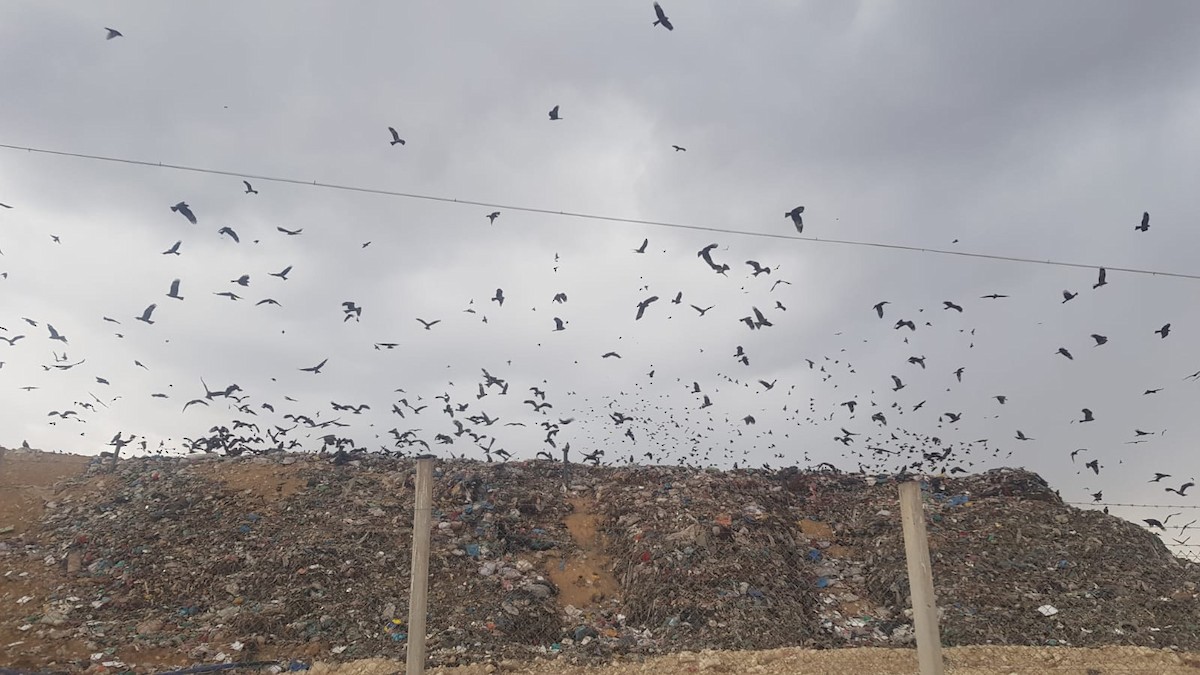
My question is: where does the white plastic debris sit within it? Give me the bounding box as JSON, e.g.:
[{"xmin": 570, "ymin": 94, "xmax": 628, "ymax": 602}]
[
  {"xmin": 15, "ymin": 595, "xmax": 33, "ymax": 605},
  {"xmin": 1037, "ymin": 604, "xmax": 1059, "ymax": 617}
]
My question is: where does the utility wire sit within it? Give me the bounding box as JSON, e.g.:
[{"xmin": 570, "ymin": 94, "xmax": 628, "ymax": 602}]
[
  {"xmin": 3, "ymin": 142, "xmax": 1199, "ymax": 281},
  {"xmin": 1068, "ymin": 502, "xmax": 1200, "ymax": 510}
]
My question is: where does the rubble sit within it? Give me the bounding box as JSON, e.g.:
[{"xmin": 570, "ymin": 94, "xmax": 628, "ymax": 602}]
[{"xmin": 2, "ymin": 455, "xmax": 1198, "ymax": 672}]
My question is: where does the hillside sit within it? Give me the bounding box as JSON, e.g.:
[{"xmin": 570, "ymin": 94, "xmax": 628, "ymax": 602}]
[{"xmin": 2, "ymin": 449, "xmax": 1199, "ymax": 672}]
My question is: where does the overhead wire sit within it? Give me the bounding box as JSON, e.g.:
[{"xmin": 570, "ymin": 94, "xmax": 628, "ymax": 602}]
[{"xmin": 3, "ymin": 142, "xmax": 1199, "ymax": 281}]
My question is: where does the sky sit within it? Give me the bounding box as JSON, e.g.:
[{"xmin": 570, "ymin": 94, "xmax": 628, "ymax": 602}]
[{"xmin": 1, "ymin": 2, "xmax": 1199, "ymax": 544}]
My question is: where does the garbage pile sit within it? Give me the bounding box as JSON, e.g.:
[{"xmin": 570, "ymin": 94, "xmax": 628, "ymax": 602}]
[{"xmin": 6, "ymin": 455, "xmax": 1199, "ymax": 670}]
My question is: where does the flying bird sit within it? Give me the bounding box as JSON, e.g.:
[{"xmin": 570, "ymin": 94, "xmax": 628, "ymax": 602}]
[
  {"xmin": 47, "ymin": 324, "xmax": 67, "ymax": 344},
  {"xmin": 416, "ymin": 318, "xmax": 441, "ymax": 330},
  {"xmin": 1166, "ymin": 482, "xmax": 1195, "ymax": 497},
  {"xmin": 487, "ymin": 212, "xmax": 500, "ymax": 224},
  {"xmin": 746, "ymin": 260, "xmax": 771, "ymax": 276},
  {"xmin": 785, "ymin": 206, "xmax": 805, "ymax": 233},
  {"xmin": 166, "ymin": 279, "xmax": 184, "ymax": 300},
  {"xmin": 1079, "ymin": 408, "xmax": 1095, "ymax": 423},
  {"xmin": 300, "ymin": 358, "xmax": 328, "ymax": 374},
  {"xmin": 652, "ymin": 2, "xmax": 674, "ymax": 30},
  {"xmin": 492, "ymin": 289, "xmax": 505, "ymax": 306},
  {"xmin": 942, "ymin": 301, "xmax": 963, "ymax": 312},
  {"xmin": 635, "ymin": 296, "xmax": 659, "ymax": 320},
  {"xmin": 1136, "ymin": 211, "xmax": 1149, "ymax": 232},
  {"xmin": 634, "ymin": 238, "xmax": 649, "ymax": 253},
  {"xmin": 553, "ymin": 317, "xmax": 567, "ymax": 331},
  {"xmin": 388, "ymin": 127, "xmax": 406, "ymax": 145},
  {"xmin": 135, "ymin": 304, "xmax": 157, "ymax": 325},
  {"xmin": 1090, "ymin": 334, "xmax": 1108, "ymax": 346},
  {"xmin": 170, "ymin": 202, "xmax": 197, "ymax": 224},
  {"xmin": 162, "ymin": 241, "xmax": 182, "ymax": 256},
  {"xmin": 548, "ymin": 105, "xmax": 562, "ymax": 121},
  {"xmin": 873, "ymin": 301, "xmax": 890, "ymax": 318},
  {"xmin": 890, "ymin": 375, "xmax": 905, "ymax": 391},
  {"xmin": 1057, "ymin": 347, "xmax": 1074, "ymax": 360},
  {"xmin": 1093, "ymin": 267, "xmax": 1107, "ymax": 289},
  {"xmin": 242, "ymin": 180, "xmax": 258, "ymax": 194},
  {"xmin": 1062, "ymin": 290, "xmax": 1077, "ymax": 303},
  {"xmin": 277, "ymin": 227, "xmax": 303, "ymax": 236},
  {"xmin": 218, "ymin": 227, "xmax": 240, "ymax": 243},
  {"xmin": 270, "ymin": 265, "xmax": 293, "ymax": 280},
  {"xmin": 105, "ymin": 27, "xmax": 122, "ymax": 40},
  {"xmin": 672, "ymin": 145, "xmax": 686, "ymax": 152},
  {"xmin": 691, "ymin": 305, "xmax": 714, "ymax": 317},
  {"xmin": 1155, "ymin": 323, "xmax": 1171, "ymax": 339}
]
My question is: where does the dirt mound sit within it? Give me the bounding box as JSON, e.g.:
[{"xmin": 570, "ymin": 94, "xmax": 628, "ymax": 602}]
[{"xmin": 1, "ymin": 453, "xmax": 1198, "ymax": 672}]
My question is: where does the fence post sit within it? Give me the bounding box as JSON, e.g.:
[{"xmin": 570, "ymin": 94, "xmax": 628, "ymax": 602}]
[
  {"xmin": 899, "ymin": 480, "xmax": 945, "ymax": 675},
  {"xmin": 406, "ymin": 455, "xmax": 435, "ymax": 675}
]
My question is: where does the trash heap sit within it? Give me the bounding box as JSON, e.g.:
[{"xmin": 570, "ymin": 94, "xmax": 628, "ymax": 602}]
[{"xmin": 7, "ymin": 455, "xmax": 1200, "ymax": 670}]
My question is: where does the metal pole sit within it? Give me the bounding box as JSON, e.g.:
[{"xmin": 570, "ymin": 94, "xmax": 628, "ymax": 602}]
[
  {"xmin": 898, "ymin": 480, "xmax": 945, "ymax": 675},
  {"xmin": 406, "ymin": 455, "xmax": 435, "ymax": 675}
]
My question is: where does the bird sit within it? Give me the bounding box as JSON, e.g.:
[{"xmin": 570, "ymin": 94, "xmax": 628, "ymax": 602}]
[
  {"xmin": 105, "ymin": 27, "xmax": 122, "ymax": 40},
  {"xmin": 416, "ymin": 318, "xmax": 441, "ymax": 330},
  {"xmin": 548, "ymin": 105, "xmax": 562, "ymax": 121},
  {"xmin": 552, "ymin": 317, "xmax": 567, "ymax": 331},
  {"xmin": 300, "ymin": 359, "xmax": 328, "ymax": 374},
  {"xmin": 277, "ymin": 227, "xmax": 303, "ymax": 236},
  {"xmin": 135, "ymin": 304, "xmax": 157, "ymax": 325},
  {"xmin": 1093, "ymin": 267, "xmax": 1107, "ymax": 289},
  {"xmin": 232, "ymin": 274, "xmax": 250, "ymax": 287},
  {"xmin": 0, "ymin": 335, "xmax": 25, "ymax": 346},
  {"xmin": 746, "ymin": 260, "xmax": 771, "ymax": 276},
  {"xmin": 942, "ymin": 301, "xmax": 963, "ymax": 312},
  {"xmin": 652, "ymin": 2, "xmax": 674, "ymax": 30},
  {"xmin": 1079, "ymin": 408, "xmax": 1095, "ymax": 423},
  {"xmin": 758, "ymin": 379, "xmax": 776, "ymax": 390},
  {"xmin": 182, "ymin": 399, "xmax": 209, "ymax": 412},
  {"xmin": 170, "ymin": 202, "xmax": 197, "ymax": 224},
  {"xmin": 1155, "ymin": 324, "xmax": 1171, "ymax": 339},
  {"xmin": 785, "ymin": 206, "xmax": 805, "ymax": 233},
  {"xmin": 1091, "ymin": 491, "xmax": 1103, "ymax": 503},
  {"xmin": 890, "ymin": 375, "xmax": 905, "ymax": 391},
  {"xmin": 1085, "ymin": 459, "xmax": 1100, "ymax": 475},
  {"xmin": 47, "ymin": 324, "xmax": 68, "ymax": 344},
  {"xmin": 994, "ymin": 395, "xmax": 1007, "ymax": 404},
  {"xmin": 691, "ymin": 305, "xmax": 714, "ymax": 317},
  {"xmin": 634, "ymin": 238, "xmax": 649, "ymax": 253},
  {"xmin": 1015, "ymin": 430, "xmax": 1034, "ymax": 441},
  {"xmin": 0, "ymin": 202, "xmax": 12, "ymax": 208},
  {"xmin": 894, "ymin": 320, "xmax": 916, "ymax": 331},
  {"xmin": 601, "ymin": 352, "xmax": 621, "ymax": 359},
  {"xmin": 672, "ymin": 291, "xmax": 683, "ymax": 305},
  {"xmin": 162, "ymin": 241, "xmax": 182, "ymax": 256},
  {"xmin": 218, "ymin": 227, "xmax": 240, "ymax": 243},
  {"xmin": 492, "ymin": 289, "xmax": 505, "ymax": 306},
  {"xmin": 1151, "ymin": 473, "xmax": 1172, "ymax": 483},
  {"xmin": 1137, "ymin": 211, "xmax": 1150, "ymax": 232},
  {"xmin": 907, "ymin": 356, "xmax": 926, "ymax": 369},
  {"xmin": 1166, "ymin": 482, "xmax": 1195, "ymax": 497},
  {"xmin": 873, "ymin": 301, "xmax": 890, "ymax": 318},
  {"xmin": 1057, "ymin": 347, "xmax": 1074, "ymax": 360},
  {"xmin": 256, "ymin": 298, "xmax": 281, "ymax": 307},
  {"xmin": 242, "ymin": 180, "xmax": 258, "ymax": 195},
  {"xmin": 953, "ymin": 367, "xmax": 965, "ymax": 382},
  {"xmin": 635, "ymin": 296, "xmax": 659, "ymax": 320},
  {"xmin": 487, "ymin": 212, "xmax": 500, "ymax": 224},
  {"xmin": 270, "ymin": 266, "xmax": 293, "ymax": 280},
  {"xmin": 1062, "ymin": 290, "xmax": 1077, "ymax": 303},
  {"xmin": 553, "ymin": 293, "xmax": 568, "ymax": 303},
  {"xmin": 672, "ymin": 145, "xmax": 686, "ymax": 152},
  {"xmin": 214, "ymin": 292, "xmax": 241, "ymax": 301},
  {"xmin": 751, "ymin": 306, "xmax": 772, "ymax": 328},
  {"xmin": 166, "ymin": 279, "xmax": 183, "ymax": 300},
  {"xmin": 1144, "ymin": 518, "xmax": 1165, "ymax": 531},
  {"xmin": 1144, "ymin": 388, "xmax": 1162, "ymax": 395},
  {"xmin": 388, "ymin": 127, "xmax": 406, "ymax": 145},
  {"xmin": 1090, "ymin": 334, "xmax": 1108, "ymax": 346},
  {"xmin": 980, "ymin": 293, "xmax": 1008, "ymax": 299}
]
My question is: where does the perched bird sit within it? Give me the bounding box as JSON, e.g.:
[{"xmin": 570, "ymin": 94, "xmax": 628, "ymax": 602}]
[
  {"xmin": 388, "ymin": 127, "xmax": 406, "ymax": 145},
  {"xmin": 1093, "ymin": 267, "xmax": 1107, "ymax": 289},
  {"xmin": 785, "ymin": 206, "xmax": 805, "ymax": 233},
  {"xmin": 162, "ymin": 241, "xmax": 182, "ymax": 255},
  {"xmin": 1155, "ymin": 323, "xmax": 1171, "ymax": 339},
  {"xmin": 170, "ymin": 202, "xmax": 197, "ymax": 224},
  {"xmin": 218, "ymin": 226, "xmax": 240, "ymax": 243},
  {"xmin": 242, "ymin": 180, "xmax": 258, "ymax": 194},
  {"xmin": 1136, "ymin": 211, "xmax": 1150, "ymax": 232},
  {"xmin": 652, "ymin": 2, "xmax": 674, "ymax": 30},
  {"xmin": 105, "ymin": 27, "xmax": 123, "ymax": 40},
  {"xmin": 548, "ymin": 105, "xmax": 562, "ymax": 121},
  {"xmin": 487, "ymin": 211, "xmax": 500, "ymax": 224}
]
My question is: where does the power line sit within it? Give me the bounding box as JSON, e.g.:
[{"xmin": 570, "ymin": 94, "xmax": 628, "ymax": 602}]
[
  {"xmin": 1067, "ymin": 501, "xmax": 1200, "ymax": 510},
  {"xmin": 3, "ymin": 141, "xmax": 1200, "ymax": 281}
]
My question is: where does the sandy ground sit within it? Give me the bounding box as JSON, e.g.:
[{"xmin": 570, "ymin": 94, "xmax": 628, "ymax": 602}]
[
  {"xmin": 0, "ymin": 447, "xmax": 90, "ymax": 536},
  {"xmin": 311, "ymin": 646, "xmax": 1200, "ymax": 674}
]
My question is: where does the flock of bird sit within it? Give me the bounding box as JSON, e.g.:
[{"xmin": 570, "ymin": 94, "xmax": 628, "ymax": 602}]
[{"xmin": 2, "ymin": 5, "xmax": 1198, "ymax": 546}]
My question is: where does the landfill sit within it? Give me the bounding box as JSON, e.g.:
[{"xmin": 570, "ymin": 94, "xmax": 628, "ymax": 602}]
[{"xmin": 2, "ymin": 452, "xmax": 1199, "ymax": 672}]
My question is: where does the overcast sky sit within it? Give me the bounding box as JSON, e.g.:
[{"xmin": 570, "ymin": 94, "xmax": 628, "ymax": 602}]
[{"xmin": 2, "ymin": 2, "xmax": 1199, "ymax": 539}]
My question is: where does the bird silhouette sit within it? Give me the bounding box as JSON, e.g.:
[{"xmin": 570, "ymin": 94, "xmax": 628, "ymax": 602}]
[
  {"xmin": 487, "ymin": 211, "xmax": 500, "ymax": 224},
  {"xmin": 135, "ymin": 304, "xmax": 157, "ymax": 325},
  {"xmin": 1093, "ymin": 267, "xmax": 1107, "ymax": 289},
  {"xmin": 1062, "ymin": 290, "xmax": 1077, "ymax": 303},
  {"xmin": 242, "ymin": 180, "xmax": 258, "ymax": 195},
  {"xmin": 162, "ymin": 241, "xmax": 182, "ymax": 256},
  {"xmin": 785, "ymin": 206, "xmax": 805, "ymax": 233},
  {"xmin": 634, "ymin": 238, "xmax": 649, "ymax": 253},
  {"xmin": 170, "ymin": 202, "xmax": 197, "ymax": 224},
  {"xmin": 388, "ymin": 127, "xmax": 406, "ymax": 145},
  {"xmin": 416, "ymin": 318, "xmax": 441, "ymax": 330},
  {"xmin": 1136, "ymin": 211, "xmax": 1150, "ymax": 232},
  {"xmin": 1090, "ymin": 334, "xmax": 1108, "ymax": 346},
  {"xmin": 218, "ymin": 227, "xmax": 240, "ymax": 243},
  {"xmin": 652, "ymin": 2, "xmax": 674, "ymax": 30},
  {"xmin": 300, "ymin": 359, "xmax": 328, "ymax": 374},
  {"xmin": 1155, "ymin": 323, "xmax": 1171, "ymax": 339},
  {"xmin": 1057, "ymin": 347, "xmax": 1074, "ymax": 360},
  {"xmin": 548, "ymin": 105, "xmax": 562, "ymax": 121},
  {"xmin": 277, "ymin": 227, "xmax": 303, "ymax": 236},
  {"xmin": 635, "ymin": 296, "xmax": 659, "ymax": 320},
  {"xmin": 672, "ymin": 145, "xmax": 686, "ymax": 152},
  {"xmin": 105, "ymin": 27, "xmax": 123, "ymax": 40}
]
